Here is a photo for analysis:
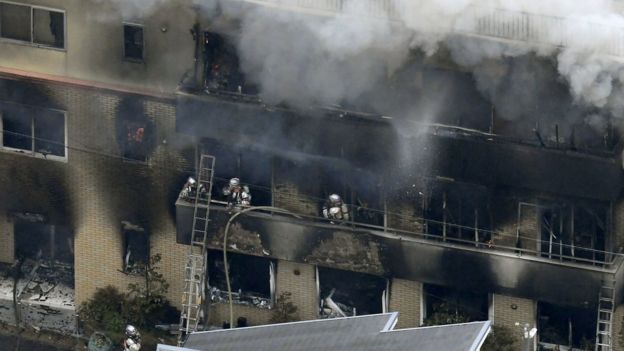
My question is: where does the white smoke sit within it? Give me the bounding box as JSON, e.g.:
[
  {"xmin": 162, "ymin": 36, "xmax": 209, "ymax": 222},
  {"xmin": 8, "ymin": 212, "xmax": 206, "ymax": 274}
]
[{"xmin": 105, "ymin": 0, "xmax": 624, "ymax": 130}]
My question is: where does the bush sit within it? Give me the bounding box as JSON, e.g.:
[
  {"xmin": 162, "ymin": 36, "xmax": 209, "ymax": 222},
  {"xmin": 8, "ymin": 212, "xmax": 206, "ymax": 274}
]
[
  {"xmin": 269, "ymin": 292, "xmax": 300, "ymax": 324},
  {"xmin": 481, "ymin": 325, "xmax": 518, "ymax": 351},
  {"xmin": 79, "ymin": 254, "xmax": 177, "ymax": 350}
]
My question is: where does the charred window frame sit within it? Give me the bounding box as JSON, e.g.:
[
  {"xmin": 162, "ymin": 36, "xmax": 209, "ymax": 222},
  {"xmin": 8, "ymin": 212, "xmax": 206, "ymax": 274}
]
[
  {"xmin": 537, "ymin": 301, "xmax": 595, "ymax": 349},
  {"xmin": 0, "ymin": 2, "xmax": 65, "ymax": 49},
  {"xmin": 422, "ymin": 284, "xmax": 489, "ymax": 325},
  {"xmin": 0, "ymin": 102, "xmax": 67, "ymax": 161},
  {"xmin": 207, "ymin": 250, "xmax": 275, "ymax": 309},
  {"xmin": 317, "ymin": 266, "xmax": 388, "ymax": 318},
  {"xmin": 122, "ymin": 222, "xmax": 149, "ymax": 275},
  {"xmin": 14, "ymin": 217, "xmax": 74, "ymax": 265},
  {"xmin": 202, "ymin": 139, "xmax": 273, "ymax": 207},
  {"xmin": 123, "ymin": 23, "xmax": 144, "ymax": 62}
]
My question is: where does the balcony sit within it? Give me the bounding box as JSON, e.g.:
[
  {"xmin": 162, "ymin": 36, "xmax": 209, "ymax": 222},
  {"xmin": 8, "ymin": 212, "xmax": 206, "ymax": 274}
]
[
  {"xmin": 237, "ymin": 0, "xmax": 624, "ymax": 59},
  {"xmin": 176, "ymin": 198, "xmax": 624, "ymax": 307}
]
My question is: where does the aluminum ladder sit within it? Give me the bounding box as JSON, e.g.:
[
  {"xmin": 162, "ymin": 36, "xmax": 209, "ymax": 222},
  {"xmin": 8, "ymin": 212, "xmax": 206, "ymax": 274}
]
[
  {"xmin": 595, "ymin": 277, "xmax": 616, "ymax": 351},
  {"xmin": 178, "ymin": 154, "xmax": 216, "ymax": 346}
]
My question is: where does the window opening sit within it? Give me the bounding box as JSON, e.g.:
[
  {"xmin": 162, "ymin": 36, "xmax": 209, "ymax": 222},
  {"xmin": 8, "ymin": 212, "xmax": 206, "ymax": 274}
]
[
  {"xmin": 538, "ymin": 301, "xmax": 595, "ymax": 350},
  {"xmin": 33, "ymin": 8, "xmax": 64, "ymax": 48},
  {"xmin": 122, "ymin": 222, "xmax": 149, "ymax": 275},
  {"xmin": 317, "ymin": 266, "xmax": 387, "ymax": 318},
  {"xmin": 207, "ymin": 250, "xmax": 275, "ymax": 309},
  {"xmin": 423, "ymin": 284, "xmax": 488, "ymax": 325},
  {"xmin": 123, "ymin": 24, "xmax": 144, "ymax": 61},
  {"xmin": 0, "ymin": 3, "xmax": 64, "ymax": 49}
]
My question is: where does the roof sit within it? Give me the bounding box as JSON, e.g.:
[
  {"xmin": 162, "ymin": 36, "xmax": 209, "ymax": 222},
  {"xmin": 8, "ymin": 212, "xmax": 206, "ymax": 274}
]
[{"xmin": 158, "ymin": 313, "xmax": 491, "ymax": 351}]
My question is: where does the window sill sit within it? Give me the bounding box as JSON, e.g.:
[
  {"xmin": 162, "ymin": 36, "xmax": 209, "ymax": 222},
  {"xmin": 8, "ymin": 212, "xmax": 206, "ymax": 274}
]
[
  {"xmin": 0, "ymin": 37, "xmax": 66, "ymax": 52},
  {"xmin": 123, "ymin": 57, "xmax": 145, "ymax": 64},
  {"xmin": 0, "ymin": 146, "xmax": 67, "ymax": 162}
]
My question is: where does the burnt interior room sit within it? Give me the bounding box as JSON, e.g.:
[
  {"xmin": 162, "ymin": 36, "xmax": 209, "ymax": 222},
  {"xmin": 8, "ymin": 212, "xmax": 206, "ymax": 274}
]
[
  {"xmin": 317, "ymin": 267, "xmax": 387, "ymax": 317},
  {"xmin": 207, "ymin": 250, "xmax": 275, "ymax": 307},
  {"xmin": 1, "ymin": 102, "xmax": 66, "ymax": 157},
  {"xmin": 122, "ymin": 222, "xmax": 149, "ymax": 274},
  {"xmin": 203, "ymin": 31, "xmax": 256, "ymax": 94},
  {"xmin": 535, "ymin": 202, "xmax": 607, "ymax": 262},
  {"xmin": 538, "ymin": 301, "xmax": 596, "ymax": 349},
  {"xmin": 423, "ymin": 284, "xmax": 488, "ymax": 325},
  {"xmin": 115, "ymin": 97, "xmax": 154, "ymax": 162},
  {"xmin": 14, "ymin": 218, "xmax": 74, "ymax": 265},
  {"xmin": 201, "ymin": 138, "xmax": 273, "ymax": 206},
  {"xmin": 424, "ymin": 181, "xmax": 491, "ymax": 244}
]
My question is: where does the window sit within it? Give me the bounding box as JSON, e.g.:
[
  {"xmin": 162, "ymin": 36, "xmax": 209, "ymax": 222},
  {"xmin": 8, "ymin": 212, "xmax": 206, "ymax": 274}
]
[
  {"xmin": 0, "ymin": 103, "xmax": 66, "ymax": 160},
  {"xmin": 538, "ymin": 301, "xmax": 595, "ymax": 349},
  {"xmin": 123, "ymin": 23, "xmax": 144, "ymax": 61},
  {"xmin": 0, "ymin": 2, "xmax": 65, "ymax": 49},
  {"xmin": 14, "ymin": 218, "xmax": 74, "ymax": 265},
  {"xmin": 207, "ymin": 250, "xmax": 275, "ymax": 309},
  {"xmin": 123, "ymin": 222, "xmax": 149, "ymax": 275},
  {"xmin": 423, "ymin": 284, "xmax": 488, "ymax": 325},
  {"xmin": 317, "ymin": 267, "xmax": 388, "ymax": 318}
]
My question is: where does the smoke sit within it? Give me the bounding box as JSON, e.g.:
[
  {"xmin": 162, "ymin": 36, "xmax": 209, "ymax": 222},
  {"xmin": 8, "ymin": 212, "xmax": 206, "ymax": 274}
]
[{"xmin": 103, "ymin": 0, "xmax": 624, "ymax": 142}]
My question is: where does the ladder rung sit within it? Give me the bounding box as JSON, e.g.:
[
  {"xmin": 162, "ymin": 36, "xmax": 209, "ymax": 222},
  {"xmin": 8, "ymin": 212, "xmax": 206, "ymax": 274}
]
[{"xmin": 599, "ymin": 309, "xmax": 613, "ymax": 314}]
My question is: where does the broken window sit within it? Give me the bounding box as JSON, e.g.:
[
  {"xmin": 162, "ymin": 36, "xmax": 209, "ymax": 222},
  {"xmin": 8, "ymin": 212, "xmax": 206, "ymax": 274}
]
[
  {"xmin": 207, "ymin": 250, "xmax": 275, "ymax": 308},
  {"xmin": 424, "ymin": 181, "xmax": 491, "ymax": 245},
  {"xmin": 423, "ymin": 284, "xmax": 488, "ymax": 325},
  {"xmin": 317, "ymin": 266, "xmax": 388, "ymax": 318},
  {"xmin": 0, "ymin": 103, "xmax": 66, "ymax": 159},
  {"xmin": 122, "ymin": 222, "xmax": 149, "ymax": 275},
  {"xmin": 0, "ymin": 3, "xmax": 64, "ymax": 48},
  {"xmin": 518, "ymin": 201, "xmax": 609, "ymax": 263},
  {"xmin": 115, "ymin": 97, "xmax": 154, "ymax": 162},
  {"xmin": 203, "ymin": 31, "xmax": 256, "ymax": 94},
  {"xmin": 123, "ymin": 23, "xmax": 144, "ymax": 61},
  {"xmin": 538, "ymin": 301, "xmax": 595, "ymax": 350},
  {"xmin": 202, "ymin": 139, "xmax": 273, "ymax": 207},
  {"xmin": 14, "ymin": 218, "xmax": 74, "ymax": 265},
  {"xmin": 33, "ymin": 8, "xmax": 64, "ymax": 48}
]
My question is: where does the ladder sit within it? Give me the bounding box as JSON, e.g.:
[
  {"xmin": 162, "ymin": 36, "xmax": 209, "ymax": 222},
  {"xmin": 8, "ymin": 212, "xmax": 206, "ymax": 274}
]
[
  {"xmin": 595, "ymin": 277, "xmax": 616, "ymax": 351},
  {"xmin": 178, "ymin": 154, "xmax": 216, "ymax": 346}
]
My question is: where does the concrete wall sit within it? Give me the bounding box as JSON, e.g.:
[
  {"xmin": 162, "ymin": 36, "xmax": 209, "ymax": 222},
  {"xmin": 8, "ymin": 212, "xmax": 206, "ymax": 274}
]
[
  {"xmin": 0, "ymin": 0, "xmax": 197, "ymax": 93},
  {"xmin": 388, "ymin": 278, "xmax": 422, "ymax": 329}
]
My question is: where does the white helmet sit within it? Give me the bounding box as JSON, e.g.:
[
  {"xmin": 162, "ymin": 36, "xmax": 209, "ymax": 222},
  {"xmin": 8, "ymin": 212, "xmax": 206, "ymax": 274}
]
[
  {"xmin": 125, "ymin": 324, "xmax": 138, "ymax": 337},
  {"xmin": 329, "ymin": 194, "xmax": 341, "ymax": 203},
  {"xmin": 187, "ymin": 177, "xmax": 196, "ymax": 185},
  {"xmin": 229, "ymin": 178, "xmax": 240, "ymax": 187}
]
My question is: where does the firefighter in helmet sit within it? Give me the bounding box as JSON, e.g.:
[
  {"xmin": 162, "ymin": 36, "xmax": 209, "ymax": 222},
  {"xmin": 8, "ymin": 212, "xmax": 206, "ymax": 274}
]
[
  {"xmin": 223, "ymin": 177, "xmax": 251, "ymax": 211},
  {"xmin": 123, "ymin": 325, "xmax": 141, "ymax": 351},
  {"xmin": 322, "ymin": 194, "xmax": 349, "ymax": 222}
]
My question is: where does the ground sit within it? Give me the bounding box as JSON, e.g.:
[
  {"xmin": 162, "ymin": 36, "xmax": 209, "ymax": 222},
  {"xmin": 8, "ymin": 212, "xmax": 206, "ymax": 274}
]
[{"xmin": 0, "ymin": 322, "xmax": 85, "ymax": 351}]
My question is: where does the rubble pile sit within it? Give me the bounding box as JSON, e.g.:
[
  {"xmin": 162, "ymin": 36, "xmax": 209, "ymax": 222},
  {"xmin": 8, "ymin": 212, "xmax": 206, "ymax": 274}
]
[{"xmin": 209, "ymin": 286, "xmax": 272, "ymax": 309}]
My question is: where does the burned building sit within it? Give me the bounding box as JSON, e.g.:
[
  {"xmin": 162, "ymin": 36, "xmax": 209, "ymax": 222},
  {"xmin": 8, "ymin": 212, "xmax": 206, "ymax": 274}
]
[{"xmin": 1, "ymin": 1, "xmax": 624, "ymax": 351}]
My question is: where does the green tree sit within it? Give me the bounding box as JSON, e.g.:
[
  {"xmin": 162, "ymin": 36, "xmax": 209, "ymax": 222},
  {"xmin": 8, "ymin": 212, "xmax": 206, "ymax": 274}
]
[{"xmin": 482, "ymin": 325, "xmax": 518, "ymax": 351}]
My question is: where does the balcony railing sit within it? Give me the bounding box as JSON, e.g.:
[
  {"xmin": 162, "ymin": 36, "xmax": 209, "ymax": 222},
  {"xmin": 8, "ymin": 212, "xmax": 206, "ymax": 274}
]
[
  {"xmin": 178, "ymin": 182, "xmax": 621, "ymax": 269},
  {"xmin": 241, "ymin": 0, "xmax": 624, "ymax": 58}
]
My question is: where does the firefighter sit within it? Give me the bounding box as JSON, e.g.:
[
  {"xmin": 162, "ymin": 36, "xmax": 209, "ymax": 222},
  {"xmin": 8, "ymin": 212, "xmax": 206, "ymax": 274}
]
[
  {"xmin": 123, "ymin": 325, "xmax": 141, "ymax": 351},
  {"xmin": 322, "ymin": 194, "xmax": 349, "ymax": 222},
  {"xmin": 223, "ymin": 177, "xmax": 251, "ymax": 211},
  {"xmin": 180, "ymin": 177, "xmax": 207, "ymax": 200}
]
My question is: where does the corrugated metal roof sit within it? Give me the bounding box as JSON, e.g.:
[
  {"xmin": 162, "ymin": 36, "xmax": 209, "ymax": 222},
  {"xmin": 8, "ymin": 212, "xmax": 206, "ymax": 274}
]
[{"xmin": 166, "ymin": 313, "xmax": 491, "ymax": 351}]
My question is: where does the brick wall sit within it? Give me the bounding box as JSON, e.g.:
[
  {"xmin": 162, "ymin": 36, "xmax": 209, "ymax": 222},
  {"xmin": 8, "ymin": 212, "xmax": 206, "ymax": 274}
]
[
  {"xmin": 0, "ymin": 78, "xmax": 193, "ymax": 310},
  {"xmin": 0, "ymin": 211, "xmax": 14, "ymax": 263},
  {"xmin": 276, "ymin": 260, "xmax": 318, "ymax": 321},
  {"xmin": 273, "ymin": 181, "xmax": 318, "ymax": 216},
  {"xmin": 492, "ymin": 293, "xmax": 536, "ymax": 351},
  {"xmin": 388, "ymin": 278, "xmax": 422, "ymax": 329},
  {"xmin": 612, "ymin": 304, "xmax": 624, "ymax": 351}
]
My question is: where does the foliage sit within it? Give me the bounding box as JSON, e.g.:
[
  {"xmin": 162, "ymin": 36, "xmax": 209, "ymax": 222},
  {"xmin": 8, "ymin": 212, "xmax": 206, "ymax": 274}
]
[
  {"xmin": 269, "ymin": 292, "xmax": 300, "ymax": 324},
  {"xmin": 422, "ymin": 302, "xmax": 470, "ymax": 326},
  {"xmin": 79, "ymin": 254, "xmax": 177, "ymax": 350},
  {"xmin": 481, "ymin": 325, "xmax": 518, "ymax": 351}
]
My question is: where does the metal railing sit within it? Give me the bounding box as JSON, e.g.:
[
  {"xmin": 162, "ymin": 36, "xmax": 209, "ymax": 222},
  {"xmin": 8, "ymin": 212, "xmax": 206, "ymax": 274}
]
[
  {"xmin": 178, "ymin": 183, "xmax": 622, "ymax": 268},
  {"xmin": 240, "ymin": 0, "xmax": 624, "ymax": 58}
]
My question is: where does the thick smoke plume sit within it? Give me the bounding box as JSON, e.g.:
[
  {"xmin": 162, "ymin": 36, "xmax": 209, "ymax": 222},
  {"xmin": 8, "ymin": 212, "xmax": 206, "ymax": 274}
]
[{"xmin": 106, "ymin": 0, "xmax": 624, "ymax": 137}]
